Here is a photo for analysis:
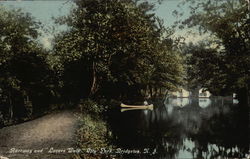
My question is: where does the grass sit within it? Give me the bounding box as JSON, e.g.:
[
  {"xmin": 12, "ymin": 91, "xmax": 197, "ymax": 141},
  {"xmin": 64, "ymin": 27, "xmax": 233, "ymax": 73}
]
[{"xmin": 73, "ymin": 99, "xmax": 114, "ymax": 159}]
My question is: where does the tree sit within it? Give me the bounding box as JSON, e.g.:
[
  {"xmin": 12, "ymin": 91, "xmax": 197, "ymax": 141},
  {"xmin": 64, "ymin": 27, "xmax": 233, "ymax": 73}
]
[
  {"xmin": 54, "ymin": 0, "xmax": 184, "ymax": 101},
  {"xmin": 178, "ymin": 0, "xmax": 250, "ymax": 104},
  {"xmin": 0, "ymin": 6, "xmax": 55, "ymax": 122},
  {"xmin": 183, "ymin": 43, "xmax": 229, "ymax": 95}
]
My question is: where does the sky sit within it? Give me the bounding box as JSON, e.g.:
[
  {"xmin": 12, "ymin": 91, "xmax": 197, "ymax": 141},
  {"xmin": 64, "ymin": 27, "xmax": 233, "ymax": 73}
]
[
  {"xmin": 1, "ymin": 1, "xmax": 72, "ymax": 49},
  {"xmin": 1, "ymin": 1, "xmax": 71, "ymax": 27},
  {"xmin": 0, "ymin": 0, "xmax": 203, "ymax": 49}
]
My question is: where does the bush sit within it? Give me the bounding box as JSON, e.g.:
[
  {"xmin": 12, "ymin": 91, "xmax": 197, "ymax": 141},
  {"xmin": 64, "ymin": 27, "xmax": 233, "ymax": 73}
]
[
  {"xmin": 78, "ymin": 99, "xmax": 106, "ymax": 118},
  {"xmin": 73, "ymin": 113, "xmax": 114, "ymax": 159},
  {"xmin": 77, "ymin": 115, "xmax": 108, "ymax": 148}
]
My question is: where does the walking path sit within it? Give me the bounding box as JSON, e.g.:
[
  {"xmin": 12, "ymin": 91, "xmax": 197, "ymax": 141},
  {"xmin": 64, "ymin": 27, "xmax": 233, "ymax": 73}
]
[{"xmin": 0, "ymin": 111, "xmax": 80, "ymax": 159}]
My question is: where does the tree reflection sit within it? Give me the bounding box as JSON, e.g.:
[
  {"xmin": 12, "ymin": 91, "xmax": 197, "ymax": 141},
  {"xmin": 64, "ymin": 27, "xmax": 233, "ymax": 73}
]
[
  {"xmin": 108, "ymin": 98, "xmax": 249, "ymax": 159},
  {"xmin": 189, "ymin": 103, "xmax": 249, "ymax": 158}
]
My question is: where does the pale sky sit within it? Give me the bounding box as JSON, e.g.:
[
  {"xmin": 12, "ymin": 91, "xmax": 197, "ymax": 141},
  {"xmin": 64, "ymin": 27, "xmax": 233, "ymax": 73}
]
[{"xmin": 1, "ymin": 0, "xmax": 200, "ymax": 49}]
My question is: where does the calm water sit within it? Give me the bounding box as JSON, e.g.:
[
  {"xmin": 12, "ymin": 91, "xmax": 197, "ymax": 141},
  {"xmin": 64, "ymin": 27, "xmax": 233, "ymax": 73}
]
[{"xmin": 108, "ymin": 97, "xmax": 249, "ymax": 159}]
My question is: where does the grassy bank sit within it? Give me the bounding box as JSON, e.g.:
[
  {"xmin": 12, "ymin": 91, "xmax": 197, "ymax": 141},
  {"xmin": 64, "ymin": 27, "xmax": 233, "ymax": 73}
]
[{"xmin": 73, "ymin": 99, "xmax": 114, "ymax": 159}]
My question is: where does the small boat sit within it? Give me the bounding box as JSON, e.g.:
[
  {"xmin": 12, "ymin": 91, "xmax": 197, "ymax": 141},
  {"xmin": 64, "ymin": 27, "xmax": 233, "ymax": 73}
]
[
  {"xmin": 120, "ymin": 103, "xmax": 154, "ymax": 109},
  {"xmin": 121, "ymin": 107, "xmax": 153, "ymax": 112}
]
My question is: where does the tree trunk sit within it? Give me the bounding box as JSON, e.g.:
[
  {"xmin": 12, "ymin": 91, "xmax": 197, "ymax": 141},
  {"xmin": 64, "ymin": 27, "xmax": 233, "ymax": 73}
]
[
  {"xmin": 247, "ymin": 84, "xmax": 250, "ymax": 107},
  {"xmin": 89, "ymin": 62, "xmax": 97, "ymax": 97},
  {"xmin": 160, "ymin": 88, "xmax": 163, "ymax": 96},
  {"xmin": 154, "ymin": 87, "xmax": 160, "ymax": 97},
  {"xmin": 8, "ymin": 91, "xmax": 13, "ymax": 119},
  {"xmin": 164, "ymin": 90, "xmax": 169, "ymax": 97},
  {"xmin": 149, "ymin": 86, "xmax": 153, "ymax": 98}
]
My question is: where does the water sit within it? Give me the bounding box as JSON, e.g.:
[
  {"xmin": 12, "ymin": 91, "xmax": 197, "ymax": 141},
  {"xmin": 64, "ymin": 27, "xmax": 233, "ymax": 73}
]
[{"xmin": 108, "ymin": 97, "xmax": 249, "ymax": 159}]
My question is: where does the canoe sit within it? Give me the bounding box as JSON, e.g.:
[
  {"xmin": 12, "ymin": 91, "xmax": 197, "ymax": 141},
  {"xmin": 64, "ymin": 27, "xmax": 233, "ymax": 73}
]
[
  {"xmin": 120, "ymin": 103, "xmax": 153, "ymax": 109},
  {"xmin": 121, "ymin": 107, "xmax": 153, "ymax": 112}
]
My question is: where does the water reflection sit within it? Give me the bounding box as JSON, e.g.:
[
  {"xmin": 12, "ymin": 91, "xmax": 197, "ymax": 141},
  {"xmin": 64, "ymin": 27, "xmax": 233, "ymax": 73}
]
[
  {"xmin": 166, "ymin": 98, "xmax": 214, "ymax": 109},
  {"xmin": 198, "ymin": 98, "xmax": 211, "ymax": 108},
  {"xmin": 108, "ymin": 97, "xmax": 249, "ymax": 159},
  {"xmin": 167, "ymin": 98, "xmax": 191, "ymax": 107}
]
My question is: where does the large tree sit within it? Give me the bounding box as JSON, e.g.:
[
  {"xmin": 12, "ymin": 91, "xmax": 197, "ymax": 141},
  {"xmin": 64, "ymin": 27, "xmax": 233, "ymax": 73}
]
[
  {"xmin": 0, "ymin": 6, "xmax": 55, "ymax": 122},
  {"xmin": 178, "ymin": 0, "xmax": 250, "ymax": 104},
  {"xmin": 54, "ymin": 0, "xmax": 184, "ymax": 101}
]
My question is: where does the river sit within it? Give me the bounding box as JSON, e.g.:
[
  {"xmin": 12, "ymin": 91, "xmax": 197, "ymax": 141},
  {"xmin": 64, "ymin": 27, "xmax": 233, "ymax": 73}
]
[{"xmin": 108, "ymin": 97, "xmax": 249, "ymax": 159}]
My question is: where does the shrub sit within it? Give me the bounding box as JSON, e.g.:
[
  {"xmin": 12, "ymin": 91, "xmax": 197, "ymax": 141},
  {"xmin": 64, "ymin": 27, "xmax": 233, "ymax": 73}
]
[{"xmin": 78, "ymin": 99, "xmax": 106, "ymax": 118}]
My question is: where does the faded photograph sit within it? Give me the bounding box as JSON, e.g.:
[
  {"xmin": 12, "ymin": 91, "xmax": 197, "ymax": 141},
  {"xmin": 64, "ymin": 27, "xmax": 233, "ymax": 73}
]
[{"xmin": 0, "ymin": 0, "xmax": 249, "ymax": 159}]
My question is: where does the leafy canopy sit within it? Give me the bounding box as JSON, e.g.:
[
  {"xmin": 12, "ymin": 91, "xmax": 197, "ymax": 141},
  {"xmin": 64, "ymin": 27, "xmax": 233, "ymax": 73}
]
[{"xmin": 54, "ymin": 0, "xmax": 184, "ymax": 99}]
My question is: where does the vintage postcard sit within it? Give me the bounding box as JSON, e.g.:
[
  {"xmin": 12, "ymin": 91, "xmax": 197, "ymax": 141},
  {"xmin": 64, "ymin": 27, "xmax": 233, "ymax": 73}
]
[{"xmin": 0, "ymin": 0, "xmax": 249, "ymax": 159}]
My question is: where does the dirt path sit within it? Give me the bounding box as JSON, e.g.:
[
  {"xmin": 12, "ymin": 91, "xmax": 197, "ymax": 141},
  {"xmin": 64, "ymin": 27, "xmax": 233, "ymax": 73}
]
[{"xmin": 0, "ymin": 111, "xmax": 80, "ymax": 159}]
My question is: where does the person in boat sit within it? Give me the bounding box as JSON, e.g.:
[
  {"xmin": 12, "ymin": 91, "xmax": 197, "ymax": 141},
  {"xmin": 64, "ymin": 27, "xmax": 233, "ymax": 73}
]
[
  {"xmin": 143, "ymin": 100, "xmax": 149, "ymax": 106},
  {"xmin": 143, "ymin": 95, "xmax": 150, "ymax": 105}
]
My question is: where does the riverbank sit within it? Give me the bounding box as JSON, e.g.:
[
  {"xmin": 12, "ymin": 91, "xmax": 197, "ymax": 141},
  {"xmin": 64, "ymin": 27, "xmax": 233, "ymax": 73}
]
[{"xmin": 73, "ymin": 99, "xmax": 114, "ymax": 159}]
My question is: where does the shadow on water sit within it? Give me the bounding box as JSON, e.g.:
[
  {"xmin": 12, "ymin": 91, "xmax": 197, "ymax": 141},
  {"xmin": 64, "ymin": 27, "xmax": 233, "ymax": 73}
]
[{"xmin": 107, "ymin": 97, "xmax": 249, "ymax": 159}]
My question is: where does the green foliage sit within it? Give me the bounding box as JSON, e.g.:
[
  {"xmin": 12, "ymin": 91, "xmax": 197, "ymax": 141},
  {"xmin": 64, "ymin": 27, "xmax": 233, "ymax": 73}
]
[
  {"xmin": 0, "ymin": 0, "xmax": 186, "ymax": 125},
  {"xmin": 74, "ymin": 114, "xmax": 112, "ymax": 159},
  {"xmin": 0, "ymin": 6, "xmax": 58, "ymax": 124},
  {"xmin": 54, "ymin": 0, "xmax": 184, "ymax": 101},
  {"xmin": 77, "ymin": 114, "xmax": 108, "ymax": 148},
  {"xmin": 179, "ymin": 0, "xmax": 250, "ymax": 99},
  {"xmin": 78, "ymin": 99, "xmax": 106, "ymax": 117},
  {"xmin": 183, "ymin": 43, "xmax": 228, "ymax": 95}
]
